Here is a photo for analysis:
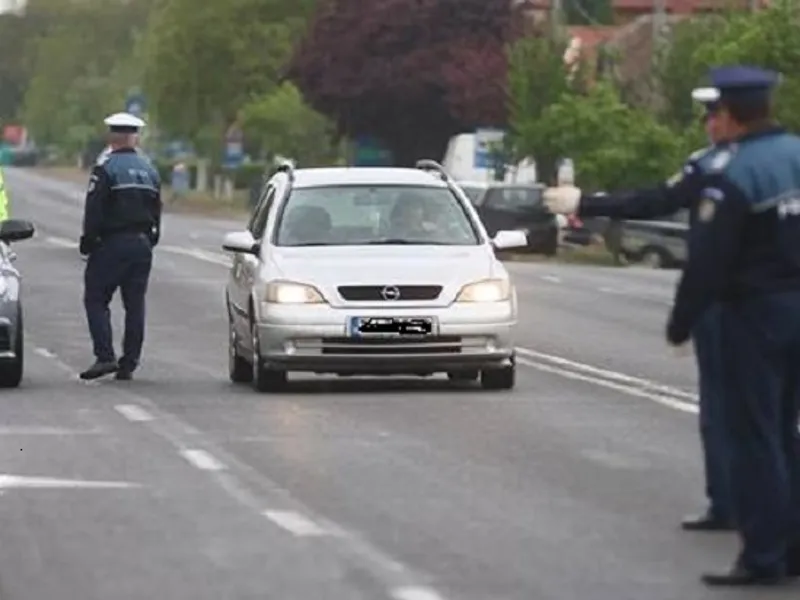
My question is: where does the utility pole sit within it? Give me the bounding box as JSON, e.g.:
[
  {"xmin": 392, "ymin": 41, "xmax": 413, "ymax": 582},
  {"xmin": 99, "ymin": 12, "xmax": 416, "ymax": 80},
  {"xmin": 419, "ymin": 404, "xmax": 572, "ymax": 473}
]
[
  {"xmin": 651, "ymin": 0, "xmax": 668, "ymax": 68},
  {"xmin": 550, "ymin": 0, "xmax": 564, "ymax": 36}
]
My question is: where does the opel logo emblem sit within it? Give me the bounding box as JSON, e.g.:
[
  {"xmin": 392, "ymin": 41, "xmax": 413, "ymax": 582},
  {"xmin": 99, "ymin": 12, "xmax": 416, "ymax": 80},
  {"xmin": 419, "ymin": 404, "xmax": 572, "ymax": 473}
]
[{"xmin": 381, "ymin": 285, "xmax": 401, "ymax": 301}]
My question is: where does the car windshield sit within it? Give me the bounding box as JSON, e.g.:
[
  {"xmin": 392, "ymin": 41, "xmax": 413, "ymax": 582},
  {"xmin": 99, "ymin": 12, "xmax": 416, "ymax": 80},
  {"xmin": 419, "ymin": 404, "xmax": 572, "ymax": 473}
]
[{"xmin": 273, "ymin": 184, "xmax": 481, "ymax": 247}]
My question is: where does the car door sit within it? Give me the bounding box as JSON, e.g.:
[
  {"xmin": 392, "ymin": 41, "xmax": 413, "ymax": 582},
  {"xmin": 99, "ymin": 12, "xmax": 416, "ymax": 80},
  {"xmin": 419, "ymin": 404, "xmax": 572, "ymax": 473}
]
[
  {"xmin": 230, "ymin": 183, "xmax": 275, "ymax": 339},
  {"xmin": 236, "ymin": 182, "xmax": 276, "ymax": 340}
]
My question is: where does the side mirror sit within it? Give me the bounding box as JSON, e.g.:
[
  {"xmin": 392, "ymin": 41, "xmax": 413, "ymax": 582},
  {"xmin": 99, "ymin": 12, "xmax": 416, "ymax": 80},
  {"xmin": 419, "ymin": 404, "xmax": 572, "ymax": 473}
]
[
  {"xmin": 0, "ymin": 219, "xmax": 35, "ymax": 243},
  {"xmin": 222, "ymin": 230, "xmax": 259, "ymax": 255},
  {"xmin": 492, "ymin": 229, "xmax": 528, "ymax": 250}
]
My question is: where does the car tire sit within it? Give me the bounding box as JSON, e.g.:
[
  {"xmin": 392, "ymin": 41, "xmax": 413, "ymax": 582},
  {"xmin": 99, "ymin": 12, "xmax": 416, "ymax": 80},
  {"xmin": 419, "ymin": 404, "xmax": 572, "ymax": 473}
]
[
  {"xmin": 480, "ymin": 364, "xmax": 515, "ymax": 390},
  {"xmin": 0, "ymin": 306, "xmax": 23, "ymax": 389},
  {"xmin": 640, "ymin": 247, "xmax": 668, "ymax": 269},
  {"xmin": 447, "ymin": 369, "xmax": 479, "ymax": 382},
  {"xmin": 228, "ymin": 316, "xmax": 252, "ymax": 384},
  {"xmin": 250, "ymin": 321, "xmax": 287, "ymax": 393}
]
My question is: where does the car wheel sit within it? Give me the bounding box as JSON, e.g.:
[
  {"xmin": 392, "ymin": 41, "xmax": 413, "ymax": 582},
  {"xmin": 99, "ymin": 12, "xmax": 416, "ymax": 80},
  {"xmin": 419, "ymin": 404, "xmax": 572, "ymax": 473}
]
[
  {"xmin": 480, "ymin": 364, "xmax": 515, "ymax": 390},
  {"xmin": 250, "ymin": 321, "xmax": 287, "ymax": 393},
  {"xmin": 447, "ymin": 369, "xmax": 479, "ymax": 382},
  {"xmin": 0, "ymin": 306, "xmax": 23, "ymax": 389},
  {"xmin": 228, "ymin": 316, "xmax": 252, "ymax": 384},
  {"xmin": 640, "ymin": 247, "xmax": 667, "ymax": 269}
]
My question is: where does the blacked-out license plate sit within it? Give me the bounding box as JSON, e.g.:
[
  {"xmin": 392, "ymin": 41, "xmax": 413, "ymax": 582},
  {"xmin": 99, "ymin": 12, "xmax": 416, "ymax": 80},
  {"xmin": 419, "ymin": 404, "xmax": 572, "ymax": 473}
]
[{"xmin": 348, "ymin": 316, "xmax": 434, "ymax": 336}]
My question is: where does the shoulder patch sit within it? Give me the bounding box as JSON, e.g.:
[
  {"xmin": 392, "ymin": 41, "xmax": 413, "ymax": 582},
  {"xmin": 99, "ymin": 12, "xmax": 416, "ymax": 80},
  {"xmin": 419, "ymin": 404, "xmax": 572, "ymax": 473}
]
[
  {"xmin": 708, "ymin": 149, "xmax": 732, "ymax": 172},
  {"xmin": 87, "ymin": 174, "xmax": 98, "ymax": 193},
  {"xmin": 697, "ymin": 187, "xmax": 725, "ymax": 222}
]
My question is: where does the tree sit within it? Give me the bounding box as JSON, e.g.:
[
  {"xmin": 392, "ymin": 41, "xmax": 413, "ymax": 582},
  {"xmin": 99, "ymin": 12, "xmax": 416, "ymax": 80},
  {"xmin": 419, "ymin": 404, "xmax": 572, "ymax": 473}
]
[
  {"xmin": 688, "ymin": 0, "xmax": 800, "ymax": 132},
  {"xmin": 140, "ymin": 0, "xmax": 317, "ymax": 156},
  {"xmin": 506, "ymin": 34, "xmax": 577, "ymax": 182},
  {"xmin": 521, "ymin": 82, "xmax": 687, "ymax": 191},
  {"xmin": 287, "ymin": 0, "xmax": 514, "ymax": 165},
  {"xmin": 239, "ymin": 82, "xmax": 341, "ymax": 166},
  {"xmin": 21, "ymin": 0, "xmax": 154, "ymax": 151}
]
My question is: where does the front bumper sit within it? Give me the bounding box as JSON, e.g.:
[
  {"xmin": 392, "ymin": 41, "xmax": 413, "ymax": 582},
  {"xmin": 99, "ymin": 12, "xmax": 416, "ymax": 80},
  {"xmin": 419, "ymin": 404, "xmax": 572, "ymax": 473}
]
[{"xmin": 255, "ymin": 302, "xmax": 516, "ymax": 374}]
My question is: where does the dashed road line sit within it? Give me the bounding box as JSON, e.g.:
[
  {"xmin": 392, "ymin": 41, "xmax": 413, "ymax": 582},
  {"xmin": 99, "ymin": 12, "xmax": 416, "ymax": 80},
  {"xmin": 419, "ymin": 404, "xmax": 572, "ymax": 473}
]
[
  {"xmin": 114, "ymin": 404, "xmax": 154, "ymax": 422},
  {"xmin": 390, "ymin": 586, "xmax": 447, "ymax": 600},
  {"xmin": 262, "ymin": 510, "xmax": 328, "ymax": 537},
  {"xmin": 179, "ymin": 448, "xmax": 226, "ymax": 471}
]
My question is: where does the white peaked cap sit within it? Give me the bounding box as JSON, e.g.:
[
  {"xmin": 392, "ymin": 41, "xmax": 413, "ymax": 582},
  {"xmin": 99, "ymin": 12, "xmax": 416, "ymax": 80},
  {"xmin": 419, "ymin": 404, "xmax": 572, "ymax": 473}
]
[
  {"xmin": 691, "ymin": 87, "xmax": 721, "ymax": 103},
  {"xmin": 103, "ymin": 112, "xmax": 146, "ymax": 129}
]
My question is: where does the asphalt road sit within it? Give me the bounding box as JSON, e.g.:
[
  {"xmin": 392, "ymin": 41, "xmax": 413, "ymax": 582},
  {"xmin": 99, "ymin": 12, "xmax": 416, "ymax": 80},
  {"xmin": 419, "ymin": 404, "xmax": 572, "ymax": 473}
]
[{"xmin": 0, "ymin": 166, "xmax": 793, "ymax": 600}]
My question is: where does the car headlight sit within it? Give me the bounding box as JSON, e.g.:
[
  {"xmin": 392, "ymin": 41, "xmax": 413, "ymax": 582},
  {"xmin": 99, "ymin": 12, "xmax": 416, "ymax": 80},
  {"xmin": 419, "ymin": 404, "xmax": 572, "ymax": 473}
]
[
  {"xmin": 264, "ymin": 280, "xmax": 325, "ymax": 304},
  {"xmin": 455, "ymin": 278, "xmax": 511, "ymax": 303}
]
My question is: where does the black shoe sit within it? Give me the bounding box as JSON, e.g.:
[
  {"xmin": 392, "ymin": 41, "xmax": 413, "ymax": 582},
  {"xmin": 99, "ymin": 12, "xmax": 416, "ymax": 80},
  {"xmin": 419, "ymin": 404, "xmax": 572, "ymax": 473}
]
[
  {"xmin": 701, "ymin": 563, "xmax": 787, "ymax": 587},
  {"xmin": 681, "ymin": 511, "xmax": 733, "ymax": 531},
  {"xmin": 114, "ymin": 369, "xmax": 133, "ymax": 381},
  {"xmin": 79, "ymin": 361, "xmax": 118, "ymax": 380}
]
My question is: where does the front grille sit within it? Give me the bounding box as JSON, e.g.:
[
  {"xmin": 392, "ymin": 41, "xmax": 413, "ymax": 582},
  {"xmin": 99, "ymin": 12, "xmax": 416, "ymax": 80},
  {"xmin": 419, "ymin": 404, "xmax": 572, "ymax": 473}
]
[
  {"xmin": 337, "ymin": 285, "xmax": 442, "ymax": 301},
  {"xmin": 321, "ymin": 336, "xmax": 462, "ymax": 355}
]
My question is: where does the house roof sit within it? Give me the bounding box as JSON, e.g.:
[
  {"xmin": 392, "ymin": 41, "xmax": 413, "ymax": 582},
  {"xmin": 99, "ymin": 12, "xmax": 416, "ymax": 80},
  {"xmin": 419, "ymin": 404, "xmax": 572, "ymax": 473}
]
[
  {"xmin": 516, "ymin": 0, "xmax": 769, "ymax": 10},
  {"xmin": 567, "ymin": 25, "xmax": 620, "ymax": 49}
]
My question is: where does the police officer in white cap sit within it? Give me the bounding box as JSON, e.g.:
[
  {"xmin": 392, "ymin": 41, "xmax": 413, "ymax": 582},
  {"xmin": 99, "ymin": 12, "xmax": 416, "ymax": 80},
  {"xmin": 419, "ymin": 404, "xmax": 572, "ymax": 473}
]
[{"xmin": 79, "ymin": 112, "xmax": 162, "ymax": 381}]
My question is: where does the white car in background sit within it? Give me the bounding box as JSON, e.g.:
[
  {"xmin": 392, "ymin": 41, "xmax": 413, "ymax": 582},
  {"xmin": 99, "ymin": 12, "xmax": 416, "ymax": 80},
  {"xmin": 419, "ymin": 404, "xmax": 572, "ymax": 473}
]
[{"xmin": 221, "ymin": 160, "xmax": 527, "ymax": 393}]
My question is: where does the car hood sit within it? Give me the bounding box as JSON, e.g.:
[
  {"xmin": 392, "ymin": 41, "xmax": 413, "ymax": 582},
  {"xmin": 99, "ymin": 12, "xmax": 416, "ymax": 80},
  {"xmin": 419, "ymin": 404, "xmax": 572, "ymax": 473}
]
[{"xmin": 269, "ymin": 245, "xmax": 499, "ymax": 301}]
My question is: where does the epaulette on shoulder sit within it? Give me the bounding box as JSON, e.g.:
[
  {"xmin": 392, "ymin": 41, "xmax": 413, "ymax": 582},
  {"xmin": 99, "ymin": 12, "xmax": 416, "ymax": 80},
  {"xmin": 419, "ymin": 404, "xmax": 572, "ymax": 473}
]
[
  {"xmin": 688, "ymin": 146, "xmax": 712, "ymax": 162},
  {"xmin": 705, "ymin": 144, "xmax": 738, "ymax": 173}
]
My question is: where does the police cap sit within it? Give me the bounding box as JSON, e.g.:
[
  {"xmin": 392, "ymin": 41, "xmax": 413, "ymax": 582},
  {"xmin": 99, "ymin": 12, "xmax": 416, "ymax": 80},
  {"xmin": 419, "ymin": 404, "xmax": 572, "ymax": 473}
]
[
  {"xmin": 104, "ymin": 112, "xmax": 146, "ymax": 134},
  {"xmin": 707, "ymin": 65, "xmax": 780, "ymax": 105},
  {"xmin": 691, "ymin": 86, "xmax": 721, "ymax": 114}
]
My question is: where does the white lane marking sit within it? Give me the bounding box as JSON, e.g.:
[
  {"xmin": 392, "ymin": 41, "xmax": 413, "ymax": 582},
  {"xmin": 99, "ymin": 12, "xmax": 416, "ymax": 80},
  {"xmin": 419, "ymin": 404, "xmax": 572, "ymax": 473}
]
[
  {"xmin": 515, "ymin": 346, "xmax": 697, "ymax": 402},
  {"xmin": 0, "ymin": 426, "xmax": 101, "ymax": 436},
  {"xmin": 516, "ymin": 357, "xmax": 698, "ymax": 414},
  {"xmin": 541, "ymin": 274, "xmax": 561, "ymax": 283},
  {"xmin": 262, "ymin": 510, "xmax": 327, "ymax": 537},
  {"xmin": 391, "ymin": 586, "xmax": 447, "ymax": 600},
  {"xmin": 114, "ymin": 404, "xmax": 154, "ymax": 422},
  {"xmin": 45, "ymin": 236, "xmax": 79, "ymax": 249},
  {"xmin": 179, "ymin": 448, "xmax": 226, "ymax": 471},
  {"xmin": 0, "ymin": 473, "xmax": 138, "ymax": 490},
  {"xmin": 159, "ymin": 245, "xmax": 232, "ymax": 267},
  {"xmin": 597, "ymin": 286, "xmax": 670, "ymax": 305},
  {"xmin": 32, "ymin": 344, "xmax": 100, "ymax": 386},
  {"xmin": 33, "ymin": 347, "xmax": 57, "ymax": 359}
]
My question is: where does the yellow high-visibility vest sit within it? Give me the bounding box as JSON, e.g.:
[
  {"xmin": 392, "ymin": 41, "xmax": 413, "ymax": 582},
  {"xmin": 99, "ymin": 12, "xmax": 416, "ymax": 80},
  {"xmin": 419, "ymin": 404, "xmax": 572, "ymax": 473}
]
[{"xmin": 0, "ymin": 168, "xmax": 8, "ymax": 221}]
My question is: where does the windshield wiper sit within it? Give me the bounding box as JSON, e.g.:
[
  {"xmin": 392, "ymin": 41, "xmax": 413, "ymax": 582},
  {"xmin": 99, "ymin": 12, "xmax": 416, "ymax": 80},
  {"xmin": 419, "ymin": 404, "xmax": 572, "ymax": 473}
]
[{"xmin": 366, "ymin": 239, "xmax": 449, "ymax": 245}]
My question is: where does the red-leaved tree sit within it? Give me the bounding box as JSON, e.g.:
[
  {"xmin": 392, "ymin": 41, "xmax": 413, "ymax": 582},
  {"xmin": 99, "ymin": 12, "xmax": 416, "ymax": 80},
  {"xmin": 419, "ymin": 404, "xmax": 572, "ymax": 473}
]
[{"xmin": 286, "ymin": 0, "xmax": 513, "ymax": 165}]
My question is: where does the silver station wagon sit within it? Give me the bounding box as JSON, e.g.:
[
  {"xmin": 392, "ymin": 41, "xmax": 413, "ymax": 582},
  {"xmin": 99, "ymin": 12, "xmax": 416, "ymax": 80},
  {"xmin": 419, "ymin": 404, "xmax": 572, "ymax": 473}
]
[{"xmin": 222, "ymin": 160, "xmax": 527, "ymax": 393}]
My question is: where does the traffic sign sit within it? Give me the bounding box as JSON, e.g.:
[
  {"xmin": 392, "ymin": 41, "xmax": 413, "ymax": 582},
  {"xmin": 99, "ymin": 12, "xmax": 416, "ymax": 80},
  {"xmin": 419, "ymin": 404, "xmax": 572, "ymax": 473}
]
[
  {"xmin": 125, "ymin": 91, "xmax": 146, "ymax": 117},
  {"xmin": 474, "ymin": 128, "xmax": 505, "ymax": 169}
]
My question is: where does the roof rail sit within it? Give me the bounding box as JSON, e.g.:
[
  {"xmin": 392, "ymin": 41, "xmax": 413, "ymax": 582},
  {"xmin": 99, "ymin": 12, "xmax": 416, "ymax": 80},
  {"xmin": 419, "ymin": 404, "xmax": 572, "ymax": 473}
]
[
  {"xmin": 274, "ymin": 158, "xmax": 296, "ymax": 180},
  {"xmin": 415, "ymin": 159, "xmax": 449, "ymax": 181}
]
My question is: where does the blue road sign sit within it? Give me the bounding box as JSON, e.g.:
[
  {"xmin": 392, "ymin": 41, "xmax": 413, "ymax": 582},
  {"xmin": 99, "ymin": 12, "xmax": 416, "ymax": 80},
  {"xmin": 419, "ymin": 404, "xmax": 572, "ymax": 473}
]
[
  {"xmin": 125, "ymin": 92, "xmax": 146, "ymax": 117},
  {"xmin": 474, "ymin": 128, "xmax": 505, "ymax": 170}
]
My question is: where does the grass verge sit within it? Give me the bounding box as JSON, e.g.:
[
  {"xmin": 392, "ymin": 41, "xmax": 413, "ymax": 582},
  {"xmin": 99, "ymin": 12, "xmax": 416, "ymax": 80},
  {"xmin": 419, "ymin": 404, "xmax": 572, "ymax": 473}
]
[{"xmin": 498, "ymin": 244, "xmax": 620, "ymax": 267}]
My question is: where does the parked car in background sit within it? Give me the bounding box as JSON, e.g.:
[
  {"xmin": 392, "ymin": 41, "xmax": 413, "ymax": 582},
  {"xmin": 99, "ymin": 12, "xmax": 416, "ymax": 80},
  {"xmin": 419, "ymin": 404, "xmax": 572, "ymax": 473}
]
[
  {"xmin": 0, "ymin": 219, "xmax": 36, "ymax": 388},
  {"xmin": 615, "ymin": 209, "xmax": 689, "ymax": 268},
  {"xmin": 456, "ymin": 181, "xmax": 558, "ymax": 255}
]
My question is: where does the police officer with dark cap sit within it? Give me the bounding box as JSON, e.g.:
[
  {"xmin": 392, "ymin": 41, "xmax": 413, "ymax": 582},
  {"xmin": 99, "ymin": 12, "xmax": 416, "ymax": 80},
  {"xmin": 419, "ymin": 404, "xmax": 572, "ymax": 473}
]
[
  {"xmin": 665, "ymin": 65, "xmax": 800, "ymax": 586},
  {"xmin": 79, "ymin": 112, "xmax": 162, "ymax": 381},
  {"xmin": 543, "ymin": 86, "xmax": 734, "ymax": 533}
]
